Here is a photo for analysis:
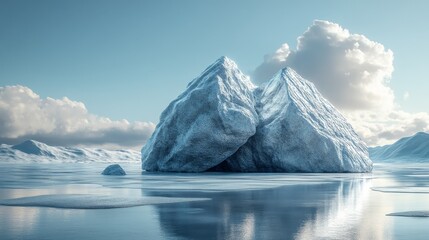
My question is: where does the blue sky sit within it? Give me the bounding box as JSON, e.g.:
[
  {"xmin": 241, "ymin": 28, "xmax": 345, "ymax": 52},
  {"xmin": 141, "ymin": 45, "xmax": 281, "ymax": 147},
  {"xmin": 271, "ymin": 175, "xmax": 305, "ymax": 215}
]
[{"xmin": 1, "ymin": 0, "xmax": 429, "ymax": 148}]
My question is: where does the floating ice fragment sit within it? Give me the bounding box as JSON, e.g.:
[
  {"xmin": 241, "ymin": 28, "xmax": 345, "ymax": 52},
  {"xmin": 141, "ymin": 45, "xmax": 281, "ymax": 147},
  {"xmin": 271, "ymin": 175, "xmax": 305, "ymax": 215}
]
[
  {"xmin": 371, "ymin": 186, "xmax": 429, "ymax": 194},
  {"xmin": 386, "ymin": 211, "xmax": 429, "ymax": 217},
  {"xmin": 102, "ymin": 164, "xmax": 126, "ymax": 176},
  {"xmin": 0, "ymin": 194, "xmax": 210, "ymax": 209}
]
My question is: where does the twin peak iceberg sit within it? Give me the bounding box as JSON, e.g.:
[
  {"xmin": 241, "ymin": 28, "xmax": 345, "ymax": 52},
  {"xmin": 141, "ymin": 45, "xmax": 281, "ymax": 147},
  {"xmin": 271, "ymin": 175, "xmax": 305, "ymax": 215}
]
[{"xmin": 141, "ymin": 56, "xmax": 373, "ymax": 173}]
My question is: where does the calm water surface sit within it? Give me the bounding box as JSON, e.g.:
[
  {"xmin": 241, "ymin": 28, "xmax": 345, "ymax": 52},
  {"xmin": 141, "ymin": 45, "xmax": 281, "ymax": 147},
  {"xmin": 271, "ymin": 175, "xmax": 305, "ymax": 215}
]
[{"xmin": 0, "ymin": 162, "xmax": 428, "ymax": 240}]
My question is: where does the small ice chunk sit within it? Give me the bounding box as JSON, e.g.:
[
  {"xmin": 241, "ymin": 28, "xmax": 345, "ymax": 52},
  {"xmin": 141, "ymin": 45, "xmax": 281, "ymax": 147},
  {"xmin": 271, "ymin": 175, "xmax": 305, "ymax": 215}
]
[
  {"xmin": 371, "ymin": 186, "xmax": 429, "ymax": 193},
  {"xmin": 102, "ymin": 164, "xmax": 126, "ymax": 176},
  {"xmin": 386, "ymin": 211, "xmax": 429, "ymax": 217},
  {"xmin": 0, "ymin": 194, "xmax": 210, "ymax": 209}
]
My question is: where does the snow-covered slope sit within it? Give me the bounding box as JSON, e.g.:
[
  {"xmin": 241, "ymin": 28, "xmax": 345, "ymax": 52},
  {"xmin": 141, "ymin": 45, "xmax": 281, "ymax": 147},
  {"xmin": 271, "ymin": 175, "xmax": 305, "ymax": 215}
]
[
  {"xmin": 141, "ymin": 56, "xmax": 258, "ymax": 172},
  {"xmin": 0, "ymin": 140, "xmax": 140, "ymax": 163},
  {"xmin": 214, "ymin": 68, "xmax": 372, "ymax": 172},
  {"xmin": 369, "ymin": 132, "xmax": 429, "ymax": 161},
  {"xmin": 12, "ymin": 140, "xmax": 57, "ymax": 157}
]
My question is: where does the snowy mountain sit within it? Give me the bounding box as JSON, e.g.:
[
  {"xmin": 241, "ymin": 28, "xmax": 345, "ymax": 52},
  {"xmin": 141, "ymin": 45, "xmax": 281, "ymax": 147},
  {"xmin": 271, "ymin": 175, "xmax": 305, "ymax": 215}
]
[
  {"xmin": 214, "ymin": 67, "xmax": 372, "ymax": 172},
  {"xmin": 0, "ymin": 140, "xmax": 140, "ymax": 163},
  {"xmin": 142, "ymin": 57, "xmax": 372, "ymax": 173},
  {"xmin": 141, "ymin": 56, "xmax": 258, "ymax": 172},
  {"xmin": 369, "ymin": 132, "xmax": 429, "ymax": 161}
]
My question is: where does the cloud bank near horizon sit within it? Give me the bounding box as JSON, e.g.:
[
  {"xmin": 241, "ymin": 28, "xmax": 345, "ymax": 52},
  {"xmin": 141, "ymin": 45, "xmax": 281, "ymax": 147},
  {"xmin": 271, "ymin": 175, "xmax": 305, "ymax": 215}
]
[
  {"xmin": 253, "ymin": 20, "xmax": 429, "ymax": 146},
  {"xmin": 0, "ymin": 85, "xmax": 155, "ymax": 149},
  {"xmin": 254, "ymin": 20, "xmax": 394, "ymax": 111}
]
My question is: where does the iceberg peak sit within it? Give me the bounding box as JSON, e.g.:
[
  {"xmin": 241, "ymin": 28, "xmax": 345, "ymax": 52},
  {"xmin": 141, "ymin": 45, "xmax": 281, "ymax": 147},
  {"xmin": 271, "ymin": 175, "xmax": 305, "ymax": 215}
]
[
  {"xmin": 142, "ymin": 59, "xmax": 372, "ymax": 173},
  {"xmin": 142, "ymin": 57, "xmax": 258, "ymax": 172},
  {"xmin": 201, "ymin": 56, "xmax": 238, "ymax": 74},
  {"xmin": 213, "ymin": 67, "xmax": 372, "ymax": 173},
  {"xmin": 215, "ymin": 56, "xmax": 236, "ymax": 67},
  {"xmin": 190, "ymin": 56, "xmax": 255, "ymax": 91}
]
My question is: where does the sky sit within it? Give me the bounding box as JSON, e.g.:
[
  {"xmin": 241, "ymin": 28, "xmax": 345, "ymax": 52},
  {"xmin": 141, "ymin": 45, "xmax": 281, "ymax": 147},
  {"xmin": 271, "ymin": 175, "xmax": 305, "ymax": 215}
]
[{"xmin": 1, "ymin": 0, "xmax": 429, "ymax": 149}]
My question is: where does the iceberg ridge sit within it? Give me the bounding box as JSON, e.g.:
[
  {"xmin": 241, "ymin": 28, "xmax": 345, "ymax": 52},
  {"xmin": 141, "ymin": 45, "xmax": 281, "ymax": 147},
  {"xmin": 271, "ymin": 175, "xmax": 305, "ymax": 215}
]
[{"xmin": 141, "ymin": 58, "xmax": 372, "ymax": 173}]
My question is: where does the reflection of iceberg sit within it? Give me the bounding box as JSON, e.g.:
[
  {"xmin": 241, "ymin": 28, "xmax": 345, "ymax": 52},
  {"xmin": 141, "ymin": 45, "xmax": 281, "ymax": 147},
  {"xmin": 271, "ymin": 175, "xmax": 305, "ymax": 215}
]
[
  {"xmin": 0, "ymin": 206, "xmax": 40, "ymax": 237},
  {"xmin": 295, "ymin": 180, "xmax": 371, "ymax": 239},
  {"xmin": 147, "ymin": 178, "xmax": 383, "ymax": 240}
]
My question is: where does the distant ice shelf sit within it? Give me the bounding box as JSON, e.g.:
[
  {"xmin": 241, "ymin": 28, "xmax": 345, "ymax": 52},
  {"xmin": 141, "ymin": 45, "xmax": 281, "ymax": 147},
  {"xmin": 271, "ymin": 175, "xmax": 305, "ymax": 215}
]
[
  {"xmin": 0, "ymin": 140, "xmax": 140, "ymax": 163},
  {"xmin": 369, "ymin": 132, "xmax": 429, "ymax": 162}
]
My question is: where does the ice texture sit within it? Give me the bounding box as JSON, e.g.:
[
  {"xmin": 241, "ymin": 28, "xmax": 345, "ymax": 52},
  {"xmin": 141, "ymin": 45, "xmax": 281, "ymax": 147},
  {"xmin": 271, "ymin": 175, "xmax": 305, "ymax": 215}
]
[
  {"xmin": 0, "ymin": 194, "xmax": 209, "ymax": 209},
  {"xmin": 386, "ymin": 211, "xmax": 429, "ymax": 217},
  {"xmin": 369, "ymin": 132, "xmax": 429, "ymax": 161},
  {"xmin": 141, "ymin": 56, "xmax": 258, "ymax": 172},
  {"xmin": 102, "ymin": 164, "xmax": 126, "ymax": 175},
  {"xmin": 215, "ymin": 68, "xmax": 372, "ymax": 172},
  {"xmin": 0, "ymin": 140, "xmax": 140, "ymax": 163},
  {"xmin": 141, "ymin": 57, "xmax": 372, "ymax": 173},
  {"xmin": 12, "ymin": 140, "xmax": 56, "ymax": 157},
  {"xmin": 371, "ymin": 186, "xmax": 429, "ymax": 194}
]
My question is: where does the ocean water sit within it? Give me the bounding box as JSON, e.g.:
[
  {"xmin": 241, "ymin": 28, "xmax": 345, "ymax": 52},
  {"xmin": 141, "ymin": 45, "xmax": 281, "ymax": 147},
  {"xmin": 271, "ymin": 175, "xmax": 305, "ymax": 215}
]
[{"xmin": 0, "ymin": 162, "xmax": 428, "ymax": 240}]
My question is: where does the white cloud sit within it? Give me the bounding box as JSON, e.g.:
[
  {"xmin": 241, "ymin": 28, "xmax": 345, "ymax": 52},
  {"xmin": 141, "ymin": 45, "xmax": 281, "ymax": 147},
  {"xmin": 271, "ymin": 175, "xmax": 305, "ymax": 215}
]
[
  {"xmin": 0, "ymin": 85, "xmax": 155, "ymax": 149},
  {"xmin": 254, "ymin": 20, "xmax": 395, "ymax": 111},
  {"xmin": 254, "ymin": 43, "xmax": 291, "ymax": 83},
  {"xmin": 254, "ymin": 20, "xmax": 429, "ymax": 146},
  {"xmin": 346, "ymin": 110, "xmax": 429, "ymax": 146}
]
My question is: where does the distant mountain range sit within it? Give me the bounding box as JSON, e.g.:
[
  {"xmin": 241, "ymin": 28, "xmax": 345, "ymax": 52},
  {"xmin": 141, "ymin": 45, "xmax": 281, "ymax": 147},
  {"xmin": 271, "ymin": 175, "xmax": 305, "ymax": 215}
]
[
  {"xmin": 369, "ymin": 132, "xmax": 429, "ymax": 161},
  {"xmin": 0, "ymin": 140, "xmax": 140, "ymax": 163}
]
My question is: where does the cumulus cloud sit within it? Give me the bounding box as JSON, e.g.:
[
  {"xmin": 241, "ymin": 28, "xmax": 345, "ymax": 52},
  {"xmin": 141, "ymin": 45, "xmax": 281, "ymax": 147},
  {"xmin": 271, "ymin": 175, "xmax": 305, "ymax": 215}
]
[
  {"xmin": 254, "ymin": 20, "xmax": 395, "ymax": 111},
  {"xmin": 254, "ymin": 20, "xmax": 429, "ymax": 146},
  {"xmin": 346, "ymin": 110, "xmax": 429, "ymax": 146},
  {"xmin": 0, "ymin": 85, "xmax": 155, "ymax": 149}
]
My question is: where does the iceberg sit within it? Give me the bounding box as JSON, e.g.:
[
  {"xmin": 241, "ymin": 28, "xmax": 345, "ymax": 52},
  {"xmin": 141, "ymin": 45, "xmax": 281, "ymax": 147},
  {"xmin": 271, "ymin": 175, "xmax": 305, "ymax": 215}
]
[
  {"xmin": 102, "ymin": 164, "xmax": 126, "ymax": 175},
  {"xmin": 141, "ymin": 57, "xmax": 372, "ymax": 173},
  {"xmin": 141, "ymin": 56, "xmax": 258, "ymax": 172},
  {"xmin": 214, "ymin": 68, "xmax": 372, "ymax": 172}
]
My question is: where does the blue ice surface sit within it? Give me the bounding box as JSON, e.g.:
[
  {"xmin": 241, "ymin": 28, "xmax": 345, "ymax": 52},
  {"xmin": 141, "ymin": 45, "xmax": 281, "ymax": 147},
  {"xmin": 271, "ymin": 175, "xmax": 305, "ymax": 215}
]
[
  {"xmin": 387, "ymin": 211, "xmax": 429, "ymax": 217},
  {"xmin": 102, "ymin": 164, "xmax": 126, "ymax": 176}
]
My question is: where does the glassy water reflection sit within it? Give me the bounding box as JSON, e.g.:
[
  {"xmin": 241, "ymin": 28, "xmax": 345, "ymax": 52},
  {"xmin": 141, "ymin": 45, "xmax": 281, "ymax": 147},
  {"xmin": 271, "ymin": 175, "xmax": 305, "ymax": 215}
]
[
  {"xmin": 147, "ymin": 179, "xmax": 379, "ymax": 240},
  {"xmin": 0, "ymin": 163, "xmax": 428, "ymax": 240}
]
